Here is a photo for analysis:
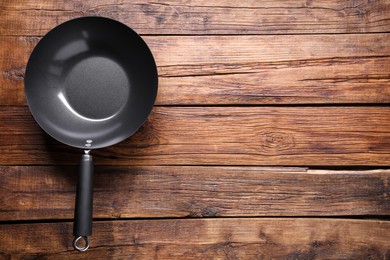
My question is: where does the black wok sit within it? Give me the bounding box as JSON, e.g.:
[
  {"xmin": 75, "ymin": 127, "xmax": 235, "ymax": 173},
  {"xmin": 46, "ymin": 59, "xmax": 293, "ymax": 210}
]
[{"xmin": 24, "ymin": 17, "xmax": 158, "ymax": 251}]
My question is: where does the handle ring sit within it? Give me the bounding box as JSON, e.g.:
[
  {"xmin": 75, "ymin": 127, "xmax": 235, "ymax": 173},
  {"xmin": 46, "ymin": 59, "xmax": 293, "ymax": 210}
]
[{"xmin": 73, "ymin": 236, "xmax": 90, "ymax": 252}]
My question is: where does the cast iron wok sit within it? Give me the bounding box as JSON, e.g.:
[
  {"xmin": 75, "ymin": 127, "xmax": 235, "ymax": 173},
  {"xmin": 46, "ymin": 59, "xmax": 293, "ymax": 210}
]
[{"xmin": 24, "ymin": 17, "xmax": 158, "ymax": 251}]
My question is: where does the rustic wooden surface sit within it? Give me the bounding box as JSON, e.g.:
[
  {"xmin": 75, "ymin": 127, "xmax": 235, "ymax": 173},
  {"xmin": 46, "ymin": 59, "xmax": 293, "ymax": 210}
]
[
  {"xmin": 1, "ymin": 0, "xmax": 390, "ymax": 35},
  {"xmin": 0, "ymin": 0, "xmax": 389, "ymax": 259},
  {"xmin": 1, "ymin": 106, "xmax": 390, "ymax": 166},
  {"xmin": 0, "ymin": 219, "xmax": 389, "ymax": 259},
  {"xmin": 2, "ymin": 34, "xmax": 390, "ymax": 105},
  {"xmin": 1, "ymin": 166, "xmax": 389, "ymax": 221}
]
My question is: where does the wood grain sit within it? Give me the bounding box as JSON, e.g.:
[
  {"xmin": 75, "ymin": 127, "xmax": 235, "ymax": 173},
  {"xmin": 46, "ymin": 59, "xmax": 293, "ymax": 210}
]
[
  {"xmin": 1, "ymin": 106, "xmax": 390, "ymax": 166},
  {"xmin": 1, "ymin": 0, "xmax": 389, "ymax": 258},
  {"xmin": 1, "ymin": 0, "xmax": 390, "ymax": 36},
  {"xmin": 1, "ymin": 34, "xmax": 390, "ymax": 105},
  {"xmin": 0, "ymin": 166, "xmax": 389, "ymax": 221},
  {"xmin": 0, "ymin": 219, "xmax": 389, "ymax": 259}
]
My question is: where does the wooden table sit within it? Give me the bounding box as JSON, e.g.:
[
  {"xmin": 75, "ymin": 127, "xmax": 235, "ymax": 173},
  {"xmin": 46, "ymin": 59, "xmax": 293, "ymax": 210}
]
[{"xmin": 1, "ymin": 1, "xmax": 389, "ymax": 258}]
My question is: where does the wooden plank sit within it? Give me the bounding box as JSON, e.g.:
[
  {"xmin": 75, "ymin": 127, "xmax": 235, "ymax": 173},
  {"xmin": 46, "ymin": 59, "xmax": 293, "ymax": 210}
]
[
  {"xmin": 0, "ymin": 166, "xmax": 389, "ymax": 221},
  {"xmin": 1, "ymin": 0, "xmax": 390, "ymax": 36},
  {"xmin": 0, "ymin": 219, "xmax": 389, "ymax": 258},
  {"xmin": 1, "ymin": 34, "xmax": 390, "ymax": 106},
  {"xmin": 1, "ymin": 106, "xmax": 390, "ymax": 166}
]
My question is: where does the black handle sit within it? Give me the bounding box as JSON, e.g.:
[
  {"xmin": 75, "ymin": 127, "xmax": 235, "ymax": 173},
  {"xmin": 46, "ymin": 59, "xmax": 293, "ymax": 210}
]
[{"xmin": 73, "ymin": 154, "xmax": 93, "ymax": 251}]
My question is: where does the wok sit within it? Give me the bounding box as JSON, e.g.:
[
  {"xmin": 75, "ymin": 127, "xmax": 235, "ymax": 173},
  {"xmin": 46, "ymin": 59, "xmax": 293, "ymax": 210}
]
[{"xmin": 25, "ymin": 17, "xmax": 158, "ymax": 251}]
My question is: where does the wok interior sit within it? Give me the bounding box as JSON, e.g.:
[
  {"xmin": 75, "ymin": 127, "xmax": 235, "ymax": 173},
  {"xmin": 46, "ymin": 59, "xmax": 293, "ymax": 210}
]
[{"xmin": 25, "ymin": 17, "xmax": 158, "ymax": 149}]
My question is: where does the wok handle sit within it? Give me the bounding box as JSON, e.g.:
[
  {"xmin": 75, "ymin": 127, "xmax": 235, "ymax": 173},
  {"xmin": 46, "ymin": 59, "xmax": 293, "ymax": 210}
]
[{"xmin": 73, "ymin": 154, "xmax": 93, "ymax": 252}]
